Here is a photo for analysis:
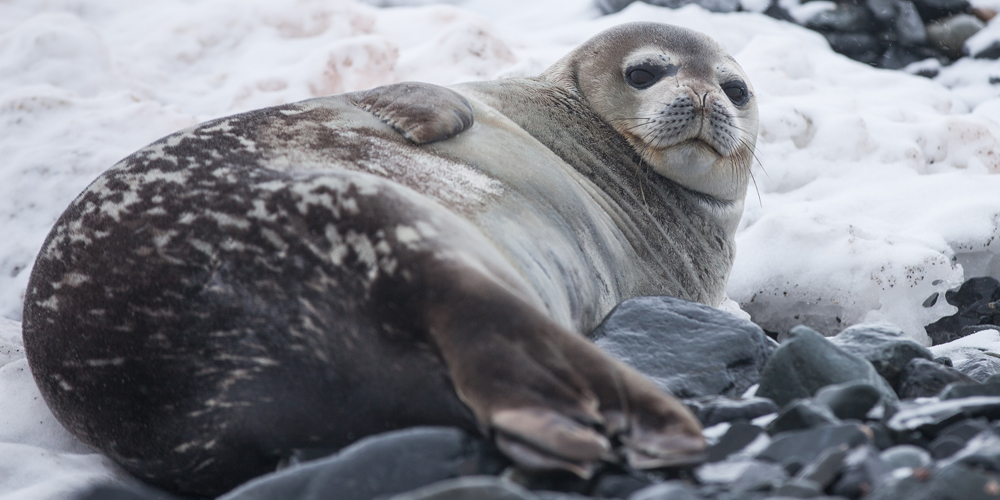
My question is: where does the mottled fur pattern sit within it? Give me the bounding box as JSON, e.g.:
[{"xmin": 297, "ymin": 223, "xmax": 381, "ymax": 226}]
[{"xmin": 23, "ymin": 23, "xmax": 757, "ymax": 497}]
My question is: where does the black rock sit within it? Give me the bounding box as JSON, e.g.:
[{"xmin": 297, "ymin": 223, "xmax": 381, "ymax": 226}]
[
  {"xmin": 757, "ymin": 424, "xmax": 871, "ymax": 474},
  {"xmin": 831, "ymin": 324, "xmax": 934, "ymax": 391},
  {"xmin": 955, "ymin": 356, "xmax": 1000, "ymax": 382},
  {"xmin": 767, "ymin": 399, "xmax": 842, "ymax": 435},
  {"xmin": 832, "ymin": 446, "xmax": 890, "ymax": 499},
  {"xmin": 938, "ymin": 418, "xmax": 992, "ymax": 442},
  {"xmin": 814, "ymin": 381, "xmax": 885, "ymax": 420},
  {"xmin": 924, "ymin": 292, "xmax": 940, "ymax": 308},
  {"xmin": 72, "ymin": 484, "xmax": 178, "ymax": 500},
  {"xmin": 707, "ymin": 422, "xmax": 767, "ymax": 463},
  {"xmin": 627, "ymin": 481, "xmax": 701, "ymax": 500},
  {"xmin": 823, "ymin": 32, "xmax": 881, "ymax": 57},
  {"xmin": 974, "ymin": 40, "xmax": 1000, "ymax": 59},
  {"xmin": 869, "ymin": 461, "xmax": 1000, "ymax": 500},
  {"xmin": 774, "ymin": 477, "xmax": 824, "ymax": 497},
  {"xmin": 885, "ymin": 397, "xmax": 1000, "ymax": 435},
  {"xmin": 764, "ymin": 0, "xmax": 797, "ymax": 22},
  {"xmin": 911, "ymin": 0, "xmax": 972, "ymax": 22},
  {"xmin": 925, "ymin": 277, "xmax": 1000, "ymax": 345},
  {"xmin": 868, "ymin": 422, "xmax": 897, "ymax": 450},
  {"xmin": 217, "ymin": 427, "xmax": 506, "ymax": 500},
  {"xmin": 590, "ymin": 470, "xmax": 653, "ymax": 499},
  {"xmin": 536, "ymin": 493, "xmax": 598, "ymax": 500},
  {"xmin": 806, "ymin": 4, "xmax": 876, "ymax": 32},
  {"xmin": 756, "ymin": 326, "xmax": 897, "ymax": 407},
  {"xmin": 867, "ymin": 0, "xmax": 900, "ymax": 23},
  {"xmin": 685, "ymin": 396, "xmax": 779, "ymax": 427},
  {"xmin": 386, "ymin": 477, "xmax": 538, "ymax": 500},
  {"xmin": 879, "ymin": 44, "xmax": 943, "ymax": 70},
  {"xmin": 591, "ymin": 296, "xmax": 775, "ymax": 399},
  {"xmin": 936, "ymin": 356, "xmax": 955, "ymax": 367},
  {"xmin": 897, "ymin": 358, "xmax": 976, "ymax": 399}
]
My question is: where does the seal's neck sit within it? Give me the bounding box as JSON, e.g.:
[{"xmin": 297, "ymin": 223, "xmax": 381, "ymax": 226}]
[{"xmin": 455, "ymin": 78, "xmax": 741, "ymax": 306}]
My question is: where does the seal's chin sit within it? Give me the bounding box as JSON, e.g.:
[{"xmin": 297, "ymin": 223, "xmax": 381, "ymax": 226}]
[{"xmin": 646, "ymin": 139, "xmax": 721, "ymax": 176}]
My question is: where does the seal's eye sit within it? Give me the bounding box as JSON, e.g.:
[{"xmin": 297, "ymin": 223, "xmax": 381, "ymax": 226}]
[
  {"xmin": 721, "ymin": 80, "xmax": 750, "ymax": 106},
  {"xmin": 625, "ymin": 63, "xmax": 677, "ymax": 89}
]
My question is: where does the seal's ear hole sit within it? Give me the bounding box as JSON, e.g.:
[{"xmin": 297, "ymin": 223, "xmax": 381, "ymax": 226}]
[
  {"xmin": 721, "ymin": 80, "xmax": 750, "ymax": 106},
  {"xmin": 625, "ymin": 63, "xmax": 677, "ymax": 89}
]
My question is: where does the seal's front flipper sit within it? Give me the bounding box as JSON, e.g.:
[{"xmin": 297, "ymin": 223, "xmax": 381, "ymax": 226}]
[{"xmin": 356, "ymin": 82, "xmax": 474, "ymax": 145}]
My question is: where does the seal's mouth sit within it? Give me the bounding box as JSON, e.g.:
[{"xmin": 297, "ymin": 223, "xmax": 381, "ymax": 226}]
[{"xmin": 669, "ymin": 137, "xmax": 724, "ymax": 158}]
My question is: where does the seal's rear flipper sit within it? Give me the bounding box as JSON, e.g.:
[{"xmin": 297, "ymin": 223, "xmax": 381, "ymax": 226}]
[{"xmin": 355, "ymin": 82, "xmax": 474, "ymax": 145}]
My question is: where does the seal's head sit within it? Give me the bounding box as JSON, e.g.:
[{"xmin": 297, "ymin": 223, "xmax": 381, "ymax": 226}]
[{"xmin": 543, "ymin": 22, "xmax": 758, "ymax": 202}]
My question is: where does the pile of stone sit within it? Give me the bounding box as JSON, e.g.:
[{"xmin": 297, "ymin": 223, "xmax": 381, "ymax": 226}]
[
  {"xmin": 597, "ymin": 0, "xmax": 1000, "ymax": 71},
  {"xmin": 70, "ymin": 289, "xmax": 1000, "ymax": 500}
]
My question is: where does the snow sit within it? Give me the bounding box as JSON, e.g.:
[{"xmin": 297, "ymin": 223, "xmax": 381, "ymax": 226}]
[{"xmin": 1, "ymin": 0, "xmax": 999, "ymax": 497}]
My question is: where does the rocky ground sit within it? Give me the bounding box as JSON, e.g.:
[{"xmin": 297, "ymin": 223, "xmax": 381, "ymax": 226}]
[
  {"xmin": 598, "ymin": 0, "xmax": 1000, "ymax": 74},
  {"xmin": 74, "ymin": 277, "xmax": 1000, "ymax": 500}
]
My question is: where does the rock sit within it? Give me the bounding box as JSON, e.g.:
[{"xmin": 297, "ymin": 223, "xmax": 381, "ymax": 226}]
[
  {"xmin": 832, "ymin": 446, "xmax": 890, "ymax": 498},
  {"xmin": 941, "ymin": 429, "xmax": 1000, "ymax": 471},
  {"xmin": 897, "ymin": 358, "xmax": 976, "ymax": 399},
  {"xmin": 879, "ymin": 445, "xmax": 933, "ymax": 469},
  {"xmin": 764, "ymin": 0, "xmax": 797, "ymax": 22},
  {"xmin": 823, "ymin": 32, "xmax": 881, "ymax": 58},
  {"xmin": 973, "ymin": 40, "xmax": 1000, "ymax": 59},
  {"xmin": 590, "ymin": 471, "xmax": 652, "ymax": 499},
  {"xmin": 756, "ymin": 326, "xmax": 897, "ymax": 407},
  {"xmin": 869, "ymin": 461, "xmax": 1000, "ymax": 500},
  {"xmin": 942, "ymin": 382, "xmax": 1000, "ymax": 399},
  {"xmin": 757, "ymin": 424, "xmax": 871, "ymax": 475},
  {"xmin": 830, "ymin": 323, "xmax": 934, "ymax": 390},
  {"xmin": 706, "ymin": 422, "xmax": 767, "ymax": 462},
  {"xmin": 217, "ymin": 427, "xmax": 506, "ymax": 500},
  {"xmin": 936, "ymin": 356, "xmax": 955, "ymax": 367},
  {"xmin": 885, "ymin": 397, "xmax": 1000, "ymax": 435},
  {"xmin": 955, "ymin": 356, "xmax": 1000, "ymax": 382},
  {"xmin": 591, "ymin": 296, "xmax": 775, "ymax": 398},
  {"xmin": 796, "ymin": 444, "xmax": 850, "ymax": 488},
  {"xmin": 805, "ymin": 4, "xmax": 875, "ymax": 32},
  {"xmin": 939, "ymin": 418, "xmax": 992, "ymax": 442},
  {"xmin": 766, "ymin": 399, "xmax": 841, "ymax": 435},
  {"xmin": 895, "ymin": 0, "xmax": 929, "ymax": 45},
  {"xmin": 925, "ymin": 277, "xmax": 1000, "ymax": 345},
  {"xmin": 867, "ymin": 0, "xmax": 900, "ymax": 22},
  {"xmin": 880, "ymin": 43, "xmax": 944, "ymax": 70},
  {"xmin": 627, "ymin": 481, "xmax": 701, "ymax": 500},
  {"xmin": 728, "ymin": 460, "xmax": 789, "ymax": 494},
  {"xmin": 814, "ymin": 381, "xmax": 885, "ymax": 420},
  {"xmin": 868, "ymin": 422, "xmax": 897, "ymax": 450},
  {"xmin": 386, "ymin": 477, "xmax": 537, "ymax": 500},
  {"xmin": 911, "ymin": 0, "xmax": 972, "ymax": 22},
  {"xmin": 929, "ymin": 434, "xmax": 968, "ymax": 459},
  {"xmin": 595, "ymin": 0, "xmax": 636, "ymax": 14},
  {"xmin": 71, "ymin": 484, "xmax": 178, "ymax": 500},
  {"xmin": 643, "ymin": 0, "xmax": 741, "ymax": 12},
  {"xmin": 774, "ymin": 477, "xmax": 824, "ymax": 497},
  {"xmin": 685, "ymin": 396, "xmax": 779, "ymax": 427},
  {"xmin": 926, "ymin": 14, "xmax": 986, "ymax": 59}
]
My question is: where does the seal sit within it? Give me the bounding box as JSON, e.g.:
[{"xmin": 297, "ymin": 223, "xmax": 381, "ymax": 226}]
[{"xmin": 22, "ymin": 22, "xmax": 758, "ymax": 497}]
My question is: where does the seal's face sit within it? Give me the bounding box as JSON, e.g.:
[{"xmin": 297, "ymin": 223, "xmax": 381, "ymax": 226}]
[{"xmin": 547, "ymin": 23, "xmax": 759, "ymax": 202}]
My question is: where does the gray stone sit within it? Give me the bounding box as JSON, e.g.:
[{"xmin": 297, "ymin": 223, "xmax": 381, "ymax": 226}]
[
  {"xmin": 925, "ymin": 277, "xmax": 1000, "ymax": 345},
  {"xmin": 756, "ymin": 326, "xmax": 897, "ymax": 408},
  {"xmin": 729, "ymin": 460, "xmax": 789, "ymax": 493},
  {"xmin": 926, "ymin": 14, "xmax": 985, "ymax": 59},
  {"xmin": 885, "ymin": 397, "xmax": 1000, "ymax": 434},
  {"xmin": 71, "ymin": 484, "xmax": 178, "ymax": 500},
  {"xmin": 898, "ymin": 358, "xmax": 976, "ymax": 399},
  {"xmin": 706, "ymin": 422, "xmax": 766, "ymax": 462},
  {"xmin": 774, "ymin": 477, "xmax": 824, "ymax": 498},
  {"xmin": 685, "ymin": 396, "xmax": 779, "ymax": 427},
  {"xmin": 879, "ymin": 445, "xmax": 933, "ymax": 470},
  {"xmin": 912, "ymin": 0, "xmax": 973, "ymax": 22},
  {"xmin": 643, "ymin": 0, "xmax": 740, "ymax": 12},
  {"xmin": 956, "ymin": 356, "xmax": 1000, "ymax": 382},
  {"xmin": 830, "ymin": 323, "xmax": 934, "ymax": 390},
  {"xmin": 592, "ymin": 296, "xmax": 775, "ymax": 399},
  {"xmin": 941, "ymin": 429, "xmax": 1000, "ymax": 472},
  {"xmin": 806, "ymin": 4, "xmax": 875, "ymax": 32},
  {"xmin": 758, "ymin": 424, "xmax": 871, "ymax": 475},
  {"xmin": 387, "ymin": 477, "xmax": 537, "ymax": 500},
  {"xmin": 895, "ymin": 1, "xmax": 929, "ymax": 45},
  {"xmin": 796, "ymin": 444, "xmax": 850, "ymax": 488},
  {"xmin": 867, "ymin": 0, "xmax": 900, "ymax": 22},
  {"xmin": 831, "ymin": 446, "xmax": 890, "ymax": 498},
  {"xmin": 627, "ymin": 481, "xmax": 701, "ymax": 500},
  {"xmin": 823, "ymin": 32, "xmax": 881, "ymax": 58},
  {"xmin": 595, "ymin": 0, "xmax": 636, "ymax": 14},
  {"xmin": 767, "ymin": 400, "xmax": 841, "ymax": 435},
  {"xmin": 217, "ymin": 428, "xmax": 506, "ymax": 500},
  {"xmin": 941, "ymin": 381, "xmax": 1000, "ymax": 399},
  {"xmin": 814, "ymin": 381, "xmax": 884, "ymax": 420}
]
